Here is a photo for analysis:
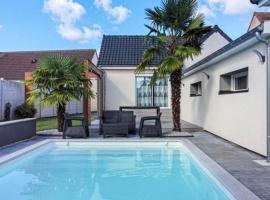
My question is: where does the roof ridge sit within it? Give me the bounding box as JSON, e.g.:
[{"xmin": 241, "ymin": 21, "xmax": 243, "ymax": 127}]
[
  {"xmin": 213, "ymin": 25, "xmax": 232, "ymax": 42},
  {"xmin": 103, "ymin": 25, "xmax": 232, "ymax": 42}
]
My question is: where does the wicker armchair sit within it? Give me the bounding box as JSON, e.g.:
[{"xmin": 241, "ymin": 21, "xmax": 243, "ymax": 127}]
[
  {"xmin": 139, "ymin": 113, "xmax": 162, "ymax": 138},
  {"xmin": 63, "ymin": 113, "xmax": 89, "ymax": 139}
]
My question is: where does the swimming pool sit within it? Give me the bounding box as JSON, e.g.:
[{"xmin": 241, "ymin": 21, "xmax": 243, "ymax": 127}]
[{"xmin": 0, "ymin": 140, "xmax": 259, "ymax": 200}]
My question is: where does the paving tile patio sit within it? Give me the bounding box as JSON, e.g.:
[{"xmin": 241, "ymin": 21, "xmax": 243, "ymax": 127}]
[{"xmin": 188, "ymin": 131, "xmax": 270, "ymax": 200}]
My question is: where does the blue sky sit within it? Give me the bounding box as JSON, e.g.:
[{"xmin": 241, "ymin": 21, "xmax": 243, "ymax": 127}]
[{"xmin": 0, "ymin": 0, "xmax": 266, "ymax": 52}]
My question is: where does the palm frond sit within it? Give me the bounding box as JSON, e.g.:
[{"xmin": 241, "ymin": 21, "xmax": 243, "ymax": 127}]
[
  {"xmin": 26, "ymin": 54, "xmax": 94, "ymax": 108},
  {"xmin": 175, "ymin": 46, "xmax": 199, "ymax": 60},
  {"xmin": 158, "ymin": 56, "xmax": 183, "ymax": 75},
  {"xmin": 186, "ymin": 14, "xmax": 204, "ymax": 31},
  {"xmin": 138, "ymin": 0, "xmax": 212, "ymax": 77},
  {"xmin": 136, "ymin": 47, "xmax": 161, "ymax": 73}
]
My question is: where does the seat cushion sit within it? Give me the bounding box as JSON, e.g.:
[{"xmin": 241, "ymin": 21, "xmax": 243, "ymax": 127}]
[
  {"xmin": 103, "ymin": 123, "xmax": 129, "ymax": 135},
  {"xmin": 65, "ymin": 127, "xmax": 87, "ymax": 138},
  {"xmin": 103, "ymin": 111, "xmax": 119, "ymax": 123}
]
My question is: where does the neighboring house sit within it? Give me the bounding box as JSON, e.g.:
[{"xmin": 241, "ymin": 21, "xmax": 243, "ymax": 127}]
[
  {"xmin": 98, "ymin": 26, "xmax": 231, "ymax": 116},
  {"xmin": 0, "ymin": 49, "xmax": 99, "ymax": 118},
  {"xmin": 0, "ymin": 49, "xmax": 98, "ymax": 80},
  {"xmin": 248, "ymin": 12, "xmax": 270, "ymax": 31},
  {"xmin": 181, "ymin": 13, "xmax": 270, "ymax": 156}
]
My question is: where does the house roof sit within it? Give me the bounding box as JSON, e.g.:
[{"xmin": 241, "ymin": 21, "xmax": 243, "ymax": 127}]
[
  {"xmin": 98, "ymin": 25, "xmax": 231, "ymax": 67},
  {"xmin": 248, "ymin": 12, "xmax": 270, "ymax": 31},
  {"xmin": 0, "ymin": 49, "xmax": 96, "ymax": 80},
  {"xmin": 183, "ymin": 27, "xmax": 260, "ymax": 75}
]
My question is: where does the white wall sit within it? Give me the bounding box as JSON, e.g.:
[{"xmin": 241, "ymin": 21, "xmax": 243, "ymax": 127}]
[
  {"xmin": 185, "ymin": 32, "xmax": 230, "ymax": 68},
  {"xmin": 104, "ymin": 69, "xmax": 173, "ymax": 110},
  {"xmin": 91, "ymin": 78, "xmax": 98, "ymax": 112},
  {"xmin": 182, "ymin": 43, "xmax": 267, "ymax": 155},
  {"xmin": 104, "ymin": 69, "xmax": 137, "ymax": 110}
]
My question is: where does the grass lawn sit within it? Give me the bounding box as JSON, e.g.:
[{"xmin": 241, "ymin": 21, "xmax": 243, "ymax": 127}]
[{"xmin": 37, "ymin": 114, "xmax": 97, "ymax": 131}]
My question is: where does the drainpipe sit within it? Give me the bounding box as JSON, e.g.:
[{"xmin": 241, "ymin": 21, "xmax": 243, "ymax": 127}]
[{"xmin": 256, "ymin": 26, "xmax": 270, "ymax": 162}]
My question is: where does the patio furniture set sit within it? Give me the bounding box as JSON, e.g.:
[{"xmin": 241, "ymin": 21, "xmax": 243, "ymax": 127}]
[{"xmin": 63, "ymin": 106, "xmax": 163, "ymax": 139}]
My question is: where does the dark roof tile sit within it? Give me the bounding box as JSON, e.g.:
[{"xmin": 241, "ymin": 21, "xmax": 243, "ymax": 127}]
[{"xmin": 98, "ymin": 26, "xmax": 231, "ymax": 67}]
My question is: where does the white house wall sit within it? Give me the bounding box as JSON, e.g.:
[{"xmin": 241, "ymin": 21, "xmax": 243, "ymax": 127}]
[
  {"xmin": 104, "ymin": 69, "xmax": 136, "ymax": 110},
  {"xmin": 91, "ymin": 78, "xmax": 98, "ymax": 112},
  {"xmin": 185, "ymin": 32, "xmax": 230, "ymax": 67},
  {"xmin": 104, "ymin": 69, "xmax": 172, "ymax": 110},
  {"xmin": 182, "ymin": 43, "xmax": 267, "ymax": 155}
]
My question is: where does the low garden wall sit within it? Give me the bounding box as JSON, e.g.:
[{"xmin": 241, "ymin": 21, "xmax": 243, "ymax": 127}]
[{"xmin": 0, "ymin": 118, "xmax": 36, "ymax": 147}]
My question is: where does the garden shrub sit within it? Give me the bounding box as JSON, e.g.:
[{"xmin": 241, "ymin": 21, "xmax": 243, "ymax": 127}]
[{"xmin": 15, "ymin": 103, "xmax": 37, "ymax": 119}]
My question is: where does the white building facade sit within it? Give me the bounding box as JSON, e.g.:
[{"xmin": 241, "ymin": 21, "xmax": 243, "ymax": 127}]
[
  {"xmin": 98, "ymin": 27, "xmax": 231, "ymax": 112},
  {"xmin": 98, "ymin": 19, "xmax": 270, "ymax": 156},
  {"xmin": 182, "ymin": 21, "xmax": 270, "ymax": 156}
]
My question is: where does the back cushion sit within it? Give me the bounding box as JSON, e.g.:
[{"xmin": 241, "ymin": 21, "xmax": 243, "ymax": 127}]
[
  {"xmin": 103, "ymin": 111, "xmax": 119, "ymax": 123},
  {"xmin": 119, "ymin": 111, "xmax": 134, "ymax": 123}
]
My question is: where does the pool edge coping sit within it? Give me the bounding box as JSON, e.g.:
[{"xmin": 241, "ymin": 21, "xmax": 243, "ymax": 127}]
[
  {"xmin": 181, "ymin": 139, "xmax": 261, "ymax": 200},
  {"xmin": 0, "ymin": 138, "xmax": 261, "ymax": 200}
]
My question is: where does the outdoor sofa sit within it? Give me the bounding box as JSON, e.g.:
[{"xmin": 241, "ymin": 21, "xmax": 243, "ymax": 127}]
[{"xmin": 100, "ymin": 110, "xmax": 136, "ymax": 137}]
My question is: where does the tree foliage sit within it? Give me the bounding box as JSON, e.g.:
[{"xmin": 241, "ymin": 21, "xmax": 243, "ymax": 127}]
[
  {"xmin": 26, "ymin": 54, "xmax": 94, "ymax": 131},
  {"xmin": 137, "ymin": 0, "xmax": 212, "ymax": 131},
  {"xmin": 26, "ymin": 54, "xmax": 94, "ymax": 107},
  {"xmin": 137, "ymin": 0, "xmax": 212, "ymax": 80}
]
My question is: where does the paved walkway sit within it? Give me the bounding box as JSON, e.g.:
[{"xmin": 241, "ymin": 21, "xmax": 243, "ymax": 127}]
[
  {"xmin": 0, "ymin": 121, "xmax": 269, "ymax": 200},
  {"xmin": 188, "ymin": 131, "xmax": 270, "ymax": 200}
]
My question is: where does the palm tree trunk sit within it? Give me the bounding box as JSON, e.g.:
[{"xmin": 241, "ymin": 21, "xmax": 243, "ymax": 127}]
[
  {"xmin": 57, "ymin": 103, "xmax": 66, "ymax": 132},
  {"xmin": 170, "ymin": 68, "xmax": 182, "ymax": 132}
]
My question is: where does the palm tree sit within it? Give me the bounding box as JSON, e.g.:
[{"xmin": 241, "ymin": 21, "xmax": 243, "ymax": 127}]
[
  {"xmin": 26, "ymin": 54, "xmax": 94, "ymax": 132},
  {"xmin": 137, "ymin": 0, "xmax": 212, "ymax": 131}
]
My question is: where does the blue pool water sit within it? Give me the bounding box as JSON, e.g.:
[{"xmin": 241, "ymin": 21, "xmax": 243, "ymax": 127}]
[{"xmin": 0, "ymin": 142, "xmax": 234, "ymax": 200}]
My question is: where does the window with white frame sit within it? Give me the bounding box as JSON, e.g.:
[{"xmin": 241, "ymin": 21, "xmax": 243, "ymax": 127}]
[
  {"xmin": 231, "ymin": 71, "xmax": 248, "ymax": 91},
  {"xmin": 220, "ymin": 67, "xmax": 248, "ymax": 94},
  {"xmin": 136, "ymin": 76, "xmax": 168, "ymax": 107},
  {"xmin": 190, "ymin": 82, "xmax": 202, "ymax": 97}
]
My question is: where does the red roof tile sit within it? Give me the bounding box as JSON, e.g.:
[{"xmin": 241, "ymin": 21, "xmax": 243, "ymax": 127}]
[{"xmin": 0, "ymin": 49, "xmax": 96, "ymax": 80}]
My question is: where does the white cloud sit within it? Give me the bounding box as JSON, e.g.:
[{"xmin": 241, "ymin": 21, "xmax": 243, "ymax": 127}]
[
  {"xmin": 57, "ymin": 24, "xmax": 102, "ymax": 43},
  {"xmin": 44, "ymin": 0, "xmax": 85, "ymax": 24},
  {"xmin": 199, "ymin": 0, "xmax": 256, "ymax": 19},
  {"xmin": 208, "ymin": 0, "xmax": 256, "ymax": 15},
  {"xmin": 43, "ymin": 0, "xmax": 102, "ymax": 43},
  {"xmin": 199, "ymin": 5, "xmax": 215, "ymax": 18},
  {"xmin": 0, "ymin": 24, "xmax": 2, "ymax": 30},
  {"xmin": 94, "ymin": 0, "xmax": 131, "ymax": 24}
]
